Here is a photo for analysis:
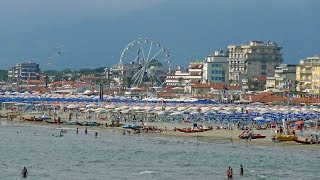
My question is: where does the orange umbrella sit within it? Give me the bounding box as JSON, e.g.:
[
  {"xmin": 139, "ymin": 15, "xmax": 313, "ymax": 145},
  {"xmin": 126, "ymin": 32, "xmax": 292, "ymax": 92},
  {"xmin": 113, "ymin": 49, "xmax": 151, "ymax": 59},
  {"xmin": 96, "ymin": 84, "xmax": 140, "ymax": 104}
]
[{"xmin": 296, "ymin": 120, "xmax": 304, "ymax": 125}]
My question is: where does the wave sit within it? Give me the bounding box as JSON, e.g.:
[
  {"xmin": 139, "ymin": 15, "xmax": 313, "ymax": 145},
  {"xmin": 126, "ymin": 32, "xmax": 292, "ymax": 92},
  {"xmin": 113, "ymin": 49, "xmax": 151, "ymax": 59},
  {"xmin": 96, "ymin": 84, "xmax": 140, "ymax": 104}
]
[{"xmin": 132, "ymin": 170, "xmax": 158, "ymax": 175}]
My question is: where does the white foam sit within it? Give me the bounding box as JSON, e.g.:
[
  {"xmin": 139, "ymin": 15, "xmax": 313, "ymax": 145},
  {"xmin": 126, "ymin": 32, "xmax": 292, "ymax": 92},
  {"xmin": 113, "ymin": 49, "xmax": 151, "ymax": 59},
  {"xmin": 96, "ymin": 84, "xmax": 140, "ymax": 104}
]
[{"xmin": 132, "ymin": 170, "xmax": 158, "ymax": 175}]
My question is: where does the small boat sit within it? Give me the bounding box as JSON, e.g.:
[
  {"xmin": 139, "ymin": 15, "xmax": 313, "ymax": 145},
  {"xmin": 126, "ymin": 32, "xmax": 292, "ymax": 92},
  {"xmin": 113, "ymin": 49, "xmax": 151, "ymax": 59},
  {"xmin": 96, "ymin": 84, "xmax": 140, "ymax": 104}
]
[
  {"xmin": 22, "ymin": 116, "xmax": 43, "ymax": 122},
  {"xmin": 274, "ymin": 134, "xmax": 297, "ymax": 141},
  {"xmin": 175, "ymin": 128, "xmax": 204, "ymax": 133},
  {"xmin": 293, "ymin": 139, "xmax": 319, "ymax": 144},
  {"xmin": 123, "ymin": 123, "xmax": 142, "ymax": 130},
  {"xmin": 238, "ymin": 134, "xmax": 266, "ymax": 139},
  {"xmin": 238, "ymin": 130, "xmax": 266, "ymax": 139},
  {"xmin": 64, "ymin": 121, "xmax": 78, "ymax": 125},
  {"xmin": 83, "ymin": 122, "xmax": 101, "ymax": 126},
  {"xmin": 45, "ymin": 119, "xmax": 63, "ymax": 124},
  {"xmin": 38, "ymin": 114, "xmax": 52, "ymax": 120}
]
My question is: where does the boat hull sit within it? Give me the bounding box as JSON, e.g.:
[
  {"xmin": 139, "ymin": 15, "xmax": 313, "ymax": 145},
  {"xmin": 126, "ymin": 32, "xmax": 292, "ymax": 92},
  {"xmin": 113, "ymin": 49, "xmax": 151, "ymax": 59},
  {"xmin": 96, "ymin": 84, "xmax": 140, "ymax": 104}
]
[
  {"xmin": 274, "ymin": 135, "xmax": 297, "ymax": 141},
  {"xmin": 83, "ymin": 122, "xmax": 100, "ymax": 126},
  {"xmin": 239, "ymin": 134, "xmax": 266, "ymax": 139},
  {"xmin": 293, "ymin": 139, "xmax": 319, "ymax": 144},
  {"xmin": 176, "ymin": 128, "xmax": 204, "ymax": 133}
]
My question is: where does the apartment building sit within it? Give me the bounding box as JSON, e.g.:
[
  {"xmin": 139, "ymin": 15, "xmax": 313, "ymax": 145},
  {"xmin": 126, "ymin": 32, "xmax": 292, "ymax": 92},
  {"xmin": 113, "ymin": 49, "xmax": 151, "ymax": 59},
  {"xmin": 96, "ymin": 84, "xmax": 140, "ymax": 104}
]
[
  {"xmin": 228, "ymin": 41, "xmax": 283, "ymax": 89},
  {"xmin": 8, "ymin": 61, "xmax": 41, "ymax": 82},
  {"xmin": 296, "ymin": 56, "xmax": 320, "ymax": 93},
  {"xmin": 274, "ymin": 64, "xmax": 296, "ymax": 91},
  {"xmin": 202, "ymin": 50, "xmax": 229, "ymax": 84}
]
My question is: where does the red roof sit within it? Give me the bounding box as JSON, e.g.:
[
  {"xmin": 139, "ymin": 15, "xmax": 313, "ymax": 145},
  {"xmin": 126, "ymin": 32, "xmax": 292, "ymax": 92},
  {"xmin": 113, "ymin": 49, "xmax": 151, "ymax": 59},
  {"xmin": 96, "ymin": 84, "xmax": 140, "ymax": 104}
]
[
  {"xmin": 190, "ymin": 83, "xmax": 241, "ymax": 90},
  {"xmin": 254, "ymin": 76, "xmax": 267, "ymax": 81}
]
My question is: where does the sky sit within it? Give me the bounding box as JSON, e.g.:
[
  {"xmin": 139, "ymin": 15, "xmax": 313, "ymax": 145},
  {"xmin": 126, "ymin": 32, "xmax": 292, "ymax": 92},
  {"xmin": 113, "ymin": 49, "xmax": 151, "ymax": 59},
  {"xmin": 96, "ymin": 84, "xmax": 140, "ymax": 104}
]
[{"xmin": 0, "ymin": 0, "xmax": 319, "ymax": 70}]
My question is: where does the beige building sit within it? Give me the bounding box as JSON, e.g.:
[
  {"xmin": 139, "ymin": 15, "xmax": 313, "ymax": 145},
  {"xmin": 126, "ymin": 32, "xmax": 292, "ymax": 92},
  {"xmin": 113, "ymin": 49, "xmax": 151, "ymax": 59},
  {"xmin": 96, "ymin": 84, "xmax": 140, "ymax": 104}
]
[
  {"xmin": 266, "ymin": 77, "xmax": 276, "ymax": 90},
  {"xmin": 228, "ymin": 41, "xmax": 283, "ymax": 89},
  {"xmin": 296, "ymin": 56, "xmax": 320, "ymax": 94}
]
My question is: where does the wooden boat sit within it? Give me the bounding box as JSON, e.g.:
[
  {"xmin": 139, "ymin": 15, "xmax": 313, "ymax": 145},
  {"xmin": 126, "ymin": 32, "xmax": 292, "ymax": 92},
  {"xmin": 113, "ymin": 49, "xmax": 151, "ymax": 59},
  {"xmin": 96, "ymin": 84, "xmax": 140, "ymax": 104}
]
[
  {"xmin": 238, "ymin": 134, "xmax": 266, "ymax": 139},
  {"xmin": 293, "ymin": 139, "xmax": 319, "ymax": 144},
  {"xmin": 110, "ymin": 122, "xmax": 123, "ymax": 127},
  {"xmin": 175, "ymin": 128, "xmax": 204, "ymax": 133},
  {"xmin": 21, "ymin": 116, "xmax": 43, "ymax": 122},
  {"xmin": 45, "ymin": 119, "xmax": 63, "ymax": 124},
  {"xmin": 238, "ymin": 130, "xmax": 266, "ymax": 139},
  {"xmin": 274, "ymin": 134, "xmax": 297, "ymax": 141}
]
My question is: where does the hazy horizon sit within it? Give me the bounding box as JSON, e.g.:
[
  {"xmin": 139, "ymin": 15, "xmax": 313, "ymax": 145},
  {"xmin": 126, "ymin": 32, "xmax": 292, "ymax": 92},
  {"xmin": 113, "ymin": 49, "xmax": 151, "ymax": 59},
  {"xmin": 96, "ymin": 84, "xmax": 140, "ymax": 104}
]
[{"xmin": 0, "ymin": 0, "xmax": 319, "ymax": 70}]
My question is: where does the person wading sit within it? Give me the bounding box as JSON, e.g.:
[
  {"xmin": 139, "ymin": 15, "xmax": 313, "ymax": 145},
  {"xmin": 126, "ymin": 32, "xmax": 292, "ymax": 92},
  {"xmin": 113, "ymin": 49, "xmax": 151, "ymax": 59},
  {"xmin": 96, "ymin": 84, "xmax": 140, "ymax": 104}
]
[{"xmin": 21, "ymin": 166, "xmax": 28, "ymax": 178}]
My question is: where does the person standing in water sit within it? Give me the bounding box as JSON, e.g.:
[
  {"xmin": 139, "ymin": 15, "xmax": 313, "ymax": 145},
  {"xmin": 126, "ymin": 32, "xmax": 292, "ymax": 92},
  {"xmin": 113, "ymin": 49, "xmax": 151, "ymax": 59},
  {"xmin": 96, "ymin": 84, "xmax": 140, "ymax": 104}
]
[
  {"xmin": 85, "ymin": 127, "xmax": 88, "ymax": 134},
  {"xmin": 227, "ymin": 166, "xmax": 233, "ymax": 179},
  {"xmin": 21, "ymin": 166, "xmax": 28, "ymax": 178},
  {"xmin": 240, "ymin": 164, "xmax": 244, "ymax": 176},
  {"xmin": 95, "ymin": 132, "xmax": 98, "ymax": 138},
  {"xmin": 76, "ymin": 128, "xmax": 79, "ymax": 134}
]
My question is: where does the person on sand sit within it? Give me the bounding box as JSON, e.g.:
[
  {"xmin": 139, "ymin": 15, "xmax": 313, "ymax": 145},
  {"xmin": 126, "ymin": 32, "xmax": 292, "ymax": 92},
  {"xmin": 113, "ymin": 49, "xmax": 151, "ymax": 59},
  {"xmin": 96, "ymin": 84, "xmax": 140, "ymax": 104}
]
[
  {"xmin": 21, "ymin": 166, "xmax": 28, "ymax": 178},
  {"xmin": 240, "ymin": 164, "xmax": 244, "ymax": 176}
]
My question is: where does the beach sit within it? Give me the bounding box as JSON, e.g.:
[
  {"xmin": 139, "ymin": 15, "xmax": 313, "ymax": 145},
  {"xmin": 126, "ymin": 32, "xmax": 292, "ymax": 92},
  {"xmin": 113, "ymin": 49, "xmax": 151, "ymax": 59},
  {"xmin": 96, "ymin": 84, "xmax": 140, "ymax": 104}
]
[{"xmin": 1, "ymin": 108, "xmax": 319, "ymax": 150}]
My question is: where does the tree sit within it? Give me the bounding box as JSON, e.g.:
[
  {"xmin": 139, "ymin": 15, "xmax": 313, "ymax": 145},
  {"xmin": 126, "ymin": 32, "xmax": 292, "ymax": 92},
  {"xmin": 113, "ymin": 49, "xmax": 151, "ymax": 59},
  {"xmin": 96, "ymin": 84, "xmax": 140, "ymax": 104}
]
[
  {"xmin": 177, "ymin": 77, "xmax": 183, "ymax": 87},
  {"xmin": 0, "ymin": 70, "xmax": 8, "ymax": 81},
  {"xmin": 124, "ymin": 77, "xmax": 132, "ymax": 88},
  {"xmin": 148, "ymin": 59, "xmax": 162, "ymax": 67}
]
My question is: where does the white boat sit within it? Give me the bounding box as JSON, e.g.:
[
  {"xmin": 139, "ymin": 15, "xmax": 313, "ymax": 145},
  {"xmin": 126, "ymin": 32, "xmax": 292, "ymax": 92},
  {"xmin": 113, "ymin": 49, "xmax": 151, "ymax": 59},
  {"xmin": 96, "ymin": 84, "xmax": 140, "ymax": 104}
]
[{"xmin": 38, "ymin": 114, "xmax": 52, "ymax": 120}]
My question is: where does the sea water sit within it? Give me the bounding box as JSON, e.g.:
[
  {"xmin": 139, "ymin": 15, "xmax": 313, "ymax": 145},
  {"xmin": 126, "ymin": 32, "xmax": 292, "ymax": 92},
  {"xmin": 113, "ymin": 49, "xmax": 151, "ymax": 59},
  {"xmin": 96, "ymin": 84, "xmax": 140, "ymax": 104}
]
[{"xmin": 1, "ymin": 122, "xmax": 320, "ymax": 180}]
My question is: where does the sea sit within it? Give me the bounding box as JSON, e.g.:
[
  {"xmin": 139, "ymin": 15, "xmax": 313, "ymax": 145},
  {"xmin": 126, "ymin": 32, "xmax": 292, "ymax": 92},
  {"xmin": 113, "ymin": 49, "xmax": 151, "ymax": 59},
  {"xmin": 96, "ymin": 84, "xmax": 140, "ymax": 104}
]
[{"xmin": 1, "ymin": 121, "xmax": 320, "ymax": 180}]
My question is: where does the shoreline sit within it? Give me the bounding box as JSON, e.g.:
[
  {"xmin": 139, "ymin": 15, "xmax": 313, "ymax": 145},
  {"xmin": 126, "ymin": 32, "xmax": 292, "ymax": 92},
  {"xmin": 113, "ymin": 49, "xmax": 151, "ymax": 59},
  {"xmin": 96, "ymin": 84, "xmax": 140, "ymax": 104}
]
[{"xmin": 1, "ymin": 110, "xmax": 319, "ymax": 150}]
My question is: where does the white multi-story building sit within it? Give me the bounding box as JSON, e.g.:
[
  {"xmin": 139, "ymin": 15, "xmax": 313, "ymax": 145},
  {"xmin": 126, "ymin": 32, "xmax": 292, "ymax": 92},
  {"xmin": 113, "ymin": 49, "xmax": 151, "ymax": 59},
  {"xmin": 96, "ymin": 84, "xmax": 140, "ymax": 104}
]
[
  {"xmin": 165, "ymin": 62, "xmax": 204, "ymax": 87},
  {"xmin": 165, "ymin": 67, "xmax": 190, "ymax": 87},
  {"xmin": 202, "ymin": 50, "xmax": 229, "ymax": 84},
  {"xmin": 228, "ymin": 41, "xmax": 283, "ymax": 89}
]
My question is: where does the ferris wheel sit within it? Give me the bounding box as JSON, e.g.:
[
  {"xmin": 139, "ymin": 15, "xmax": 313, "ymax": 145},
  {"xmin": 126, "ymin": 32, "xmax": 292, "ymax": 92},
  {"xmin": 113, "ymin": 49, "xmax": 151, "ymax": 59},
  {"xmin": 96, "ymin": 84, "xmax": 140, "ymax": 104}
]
[{"xmin": 119, "ymin": 38, "xmax": 172, "ymax": 87}]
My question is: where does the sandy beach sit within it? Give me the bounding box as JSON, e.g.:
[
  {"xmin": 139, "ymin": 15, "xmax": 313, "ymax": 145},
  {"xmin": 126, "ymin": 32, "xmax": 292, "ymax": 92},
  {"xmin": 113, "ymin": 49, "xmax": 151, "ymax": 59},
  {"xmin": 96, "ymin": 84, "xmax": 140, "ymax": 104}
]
[{"xmin": 1, "ymin": 109, "xmax": 319, "ymax": 150}]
